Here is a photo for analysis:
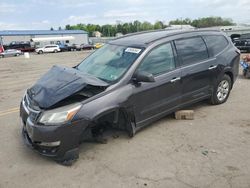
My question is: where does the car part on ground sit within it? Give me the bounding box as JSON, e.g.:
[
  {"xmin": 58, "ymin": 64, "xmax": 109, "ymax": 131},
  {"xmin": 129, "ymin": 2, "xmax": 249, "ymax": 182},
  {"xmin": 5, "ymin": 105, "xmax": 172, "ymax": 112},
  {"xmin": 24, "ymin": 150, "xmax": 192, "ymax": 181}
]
[
  {"xmin": 20, "ymin": 29, "xmax": 240, "ymax": 165},
  {"xmin": 240, "ymin": 60, "xmax": 250, "ymax": 78}
]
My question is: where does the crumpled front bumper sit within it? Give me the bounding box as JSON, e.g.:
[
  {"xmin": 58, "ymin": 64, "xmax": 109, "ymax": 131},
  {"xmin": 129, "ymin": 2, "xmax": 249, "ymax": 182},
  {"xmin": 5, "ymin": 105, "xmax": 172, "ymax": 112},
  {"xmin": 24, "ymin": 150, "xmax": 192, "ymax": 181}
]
[{"xmin": 20, "ymin": 101, "xmax": 90, "ymax": 160}]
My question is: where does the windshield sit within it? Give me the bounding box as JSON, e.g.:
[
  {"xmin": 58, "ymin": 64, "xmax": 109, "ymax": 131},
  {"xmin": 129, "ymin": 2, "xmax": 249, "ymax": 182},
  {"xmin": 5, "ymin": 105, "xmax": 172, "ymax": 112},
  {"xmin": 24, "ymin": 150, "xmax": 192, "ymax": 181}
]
[{"xmin": 77, "ymin": 44, "xmax": 143, "ymax": 82}]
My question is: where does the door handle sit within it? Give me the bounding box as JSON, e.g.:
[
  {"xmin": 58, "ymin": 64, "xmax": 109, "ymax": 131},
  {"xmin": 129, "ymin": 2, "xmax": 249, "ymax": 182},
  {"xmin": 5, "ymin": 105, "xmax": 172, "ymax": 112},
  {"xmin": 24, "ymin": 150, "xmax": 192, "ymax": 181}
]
[
  {"xmin": 170, "ymin": 77, "xmax": 181, "ymax": 83},
  {"xmin": 208, "ymin": 65, "xmax": 217, "ymax": 70}
]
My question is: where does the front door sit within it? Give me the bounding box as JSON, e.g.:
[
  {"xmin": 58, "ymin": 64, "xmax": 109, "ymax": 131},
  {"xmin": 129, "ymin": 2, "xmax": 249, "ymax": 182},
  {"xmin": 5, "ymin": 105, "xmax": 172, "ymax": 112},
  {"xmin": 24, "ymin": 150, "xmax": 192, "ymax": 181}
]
[{"xmin": 129, "ymin": 42, "xmax": 182, "ymax": 127}]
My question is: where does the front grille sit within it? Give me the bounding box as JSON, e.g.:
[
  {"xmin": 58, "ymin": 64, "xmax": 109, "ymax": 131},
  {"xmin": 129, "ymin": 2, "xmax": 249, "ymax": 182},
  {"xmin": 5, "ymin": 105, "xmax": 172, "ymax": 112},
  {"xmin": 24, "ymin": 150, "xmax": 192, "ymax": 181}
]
[{"xmin": 23, "ymin": 93, "xmax": 41, "ymax": 122}]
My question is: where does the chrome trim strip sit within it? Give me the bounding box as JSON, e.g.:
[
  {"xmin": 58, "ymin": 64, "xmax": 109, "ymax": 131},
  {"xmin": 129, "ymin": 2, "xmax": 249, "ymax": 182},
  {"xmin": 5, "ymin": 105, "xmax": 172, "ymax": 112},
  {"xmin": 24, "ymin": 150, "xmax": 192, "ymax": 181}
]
[
  {"xmin": 22, "ymin": 92, "xmax": 40, "ymax": 115},
  {"xmin": 22, "ymin": 99, "xmax": 30, "ymax": 115}
]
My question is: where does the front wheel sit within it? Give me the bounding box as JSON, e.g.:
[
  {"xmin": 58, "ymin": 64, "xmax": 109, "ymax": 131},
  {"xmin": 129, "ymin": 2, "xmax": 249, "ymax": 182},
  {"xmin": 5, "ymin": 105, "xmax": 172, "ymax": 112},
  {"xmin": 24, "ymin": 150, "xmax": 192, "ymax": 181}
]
[
  {"xmin": 210, "ymin": 74, "xmax": 232, "ymax": 105},
  {"xmin": 54, "ymin": 49, "xmax": 58, "ymax": 53}
]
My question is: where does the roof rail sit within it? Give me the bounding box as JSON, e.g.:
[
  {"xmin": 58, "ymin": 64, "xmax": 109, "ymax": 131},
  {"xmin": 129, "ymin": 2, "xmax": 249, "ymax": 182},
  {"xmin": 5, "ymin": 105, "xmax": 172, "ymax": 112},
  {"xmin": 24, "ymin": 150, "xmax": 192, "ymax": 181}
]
[
  {"xmin": 115, "ymin": 28, "xmax": 221, "ymax": 41},
  {"xmin": 115, "ymin": 29, "xmax": 168, "ymax": 40},
  {"xmin": 146, "ymin": 29, "xmax": 222, "ymax": 44}
]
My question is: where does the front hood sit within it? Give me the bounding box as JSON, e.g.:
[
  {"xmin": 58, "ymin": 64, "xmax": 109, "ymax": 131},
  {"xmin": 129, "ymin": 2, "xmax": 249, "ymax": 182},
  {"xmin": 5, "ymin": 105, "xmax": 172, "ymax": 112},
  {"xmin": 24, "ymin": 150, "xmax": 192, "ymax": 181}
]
[{"xmin": 27, "ymin": 65, "xmax": 108, "ymax": 109}]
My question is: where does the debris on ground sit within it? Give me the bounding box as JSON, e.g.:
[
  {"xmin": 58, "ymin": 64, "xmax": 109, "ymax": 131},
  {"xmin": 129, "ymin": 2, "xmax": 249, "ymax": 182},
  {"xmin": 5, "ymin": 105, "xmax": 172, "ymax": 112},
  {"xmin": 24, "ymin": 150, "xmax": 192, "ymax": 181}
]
[
  {"xmin": 241, "ymin": 56, "xmax": 250, "ymax": 78},
  {"xmin": 175, "ymin": 110, "xmax": 194, "ymax": 120},
  {"xmin": 202, "ymin": 150, "xmax": 209, "ymax": 156},
  {"xmin": 112, "ymin": 134, "xmax": 119, "ymax": 139}
]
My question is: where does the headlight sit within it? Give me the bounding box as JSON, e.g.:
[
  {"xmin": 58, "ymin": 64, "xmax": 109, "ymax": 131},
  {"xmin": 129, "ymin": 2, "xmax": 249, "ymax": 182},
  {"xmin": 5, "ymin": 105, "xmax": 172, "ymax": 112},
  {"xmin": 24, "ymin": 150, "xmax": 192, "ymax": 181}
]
[{"xmin": 38, "ymin": 103, "xmax": 82, "ymax": 125}]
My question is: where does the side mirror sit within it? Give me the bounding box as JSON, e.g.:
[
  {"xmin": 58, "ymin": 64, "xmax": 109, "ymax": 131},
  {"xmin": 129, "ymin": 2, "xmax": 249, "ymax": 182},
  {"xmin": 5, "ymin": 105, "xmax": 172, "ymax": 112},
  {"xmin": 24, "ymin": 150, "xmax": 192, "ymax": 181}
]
[{"xmin": 133, "ymin": 71, "xmax": 155, "ymax": 83}]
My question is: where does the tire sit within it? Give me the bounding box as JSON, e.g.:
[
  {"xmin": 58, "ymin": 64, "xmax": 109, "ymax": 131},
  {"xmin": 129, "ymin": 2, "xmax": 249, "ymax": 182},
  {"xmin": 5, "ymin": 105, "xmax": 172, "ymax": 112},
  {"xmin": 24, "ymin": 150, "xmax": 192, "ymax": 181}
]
[
  {"xmin": 210, "ymin": 74, "xmax": 232, "ymax": 105},
  {"xmin": 38, "ymin": 50, "xmax": 43, "ymax": 54},
  {"xmin": 16, "ymin": 53, "xmax": 20, "ymax": 56},
  {"xmin": 0, "ymin": 55, "xmax": 4, "ymax": 58},
  {"xmin": 54, "ymin": 49, "xmax": 58, "ymax": 53}
]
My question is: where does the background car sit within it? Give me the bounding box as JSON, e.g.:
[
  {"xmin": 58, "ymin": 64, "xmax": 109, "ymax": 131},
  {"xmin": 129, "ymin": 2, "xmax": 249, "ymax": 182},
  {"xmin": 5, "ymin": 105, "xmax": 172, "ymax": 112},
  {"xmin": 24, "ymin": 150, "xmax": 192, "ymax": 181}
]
[
  {"xmin": 0, "ymin": 49, "xmax": 22, "ymax": 58},
  {"xmin": 80, "ymin": 44, "xmax": 95, "ymax": 50},
  {"xmin": 58, "ymin": 44, "xmax": 70, "ymax": 52},
  {"xmin": 94, "ymin": 43, "xmax": 104, "ymax": 49},
  {"xmin": 234, "ymin": 39, "xmax": 250, "ymax": 52},
  {"xmin": 5, "ymin": 41, "xmax": 35, "ymax": 52},
  {"xmin": 35, "ymin": 45, "xmax": 61, "ymax": 54},
  {"xmin": 67, "ymin": 44, "xmax": 81, "ymax": 51}
]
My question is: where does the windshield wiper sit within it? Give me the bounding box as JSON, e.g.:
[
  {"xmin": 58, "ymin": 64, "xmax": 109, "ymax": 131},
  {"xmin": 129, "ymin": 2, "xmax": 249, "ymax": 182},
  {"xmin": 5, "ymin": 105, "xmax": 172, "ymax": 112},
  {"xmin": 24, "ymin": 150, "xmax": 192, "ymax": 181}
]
[{"xmin": 97, "ymin": 77, "xmax": 111, "ymax": 83}]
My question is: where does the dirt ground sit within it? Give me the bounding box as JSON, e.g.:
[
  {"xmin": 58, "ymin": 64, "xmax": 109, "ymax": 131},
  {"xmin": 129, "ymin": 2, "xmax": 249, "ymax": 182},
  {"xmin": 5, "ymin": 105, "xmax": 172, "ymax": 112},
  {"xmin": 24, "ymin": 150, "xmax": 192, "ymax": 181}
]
[{"xmin": 0, "ymin": 52, "xmax": 250, "ymax": 188}]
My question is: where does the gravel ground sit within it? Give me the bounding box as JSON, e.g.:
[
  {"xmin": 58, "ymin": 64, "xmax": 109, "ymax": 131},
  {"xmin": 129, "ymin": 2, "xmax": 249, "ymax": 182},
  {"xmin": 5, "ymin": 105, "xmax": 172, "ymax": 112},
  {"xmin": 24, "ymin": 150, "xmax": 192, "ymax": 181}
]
[{"xmin": 0, "ymin": 52, "xmax": 250, "ymax": 188}]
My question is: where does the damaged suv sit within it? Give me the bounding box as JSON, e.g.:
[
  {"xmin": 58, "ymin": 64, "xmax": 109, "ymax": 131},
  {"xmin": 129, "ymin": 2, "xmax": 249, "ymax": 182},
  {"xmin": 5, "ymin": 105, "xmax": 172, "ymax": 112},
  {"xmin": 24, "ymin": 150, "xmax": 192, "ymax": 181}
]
[{"xmin": 20, "ymin": 29, "xmax": 240, "ymax": 164}]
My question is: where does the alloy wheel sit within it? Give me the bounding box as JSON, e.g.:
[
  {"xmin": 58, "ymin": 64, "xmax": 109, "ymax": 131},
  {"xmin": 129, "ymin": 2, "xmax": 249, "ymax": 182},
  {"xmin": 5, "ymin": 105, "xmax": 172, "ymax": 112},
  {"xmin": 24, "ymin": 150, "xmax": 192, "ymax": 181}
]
[{"xmin": 216, "ymin": 80, "xmax": 230, "ymax": 101}]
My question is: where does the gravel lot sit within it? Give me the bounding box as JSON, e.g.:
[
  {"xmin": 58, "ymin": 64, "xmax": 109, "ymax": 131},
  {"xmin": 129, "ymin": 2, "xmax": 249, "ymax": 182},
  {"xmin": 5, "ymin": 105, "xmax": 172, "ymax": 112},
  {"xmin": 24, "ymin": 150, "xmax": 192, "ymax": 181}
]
[{"xmin": 0, "ymin": 52, "xmax": 250, "ymax": 188}]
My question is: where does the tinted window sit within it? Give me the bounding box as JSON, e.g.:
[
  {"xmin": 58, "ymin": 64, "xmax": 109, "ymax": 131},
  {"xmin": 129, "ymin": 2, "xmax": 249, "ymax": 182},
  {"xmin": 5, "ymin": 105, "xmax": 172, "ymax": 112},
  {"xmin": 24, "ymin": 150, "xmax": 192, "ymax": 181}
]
[
  {"xmin": 175, "ymin": 37, "xmax": 208, "ymax": 65},
  {"xmin": 138, "ymin": 43, "xmax": 175, "ymax": 76},
  {"xmin": 203, "ymin": 35, "xmax": 228, "ymax": 56}
]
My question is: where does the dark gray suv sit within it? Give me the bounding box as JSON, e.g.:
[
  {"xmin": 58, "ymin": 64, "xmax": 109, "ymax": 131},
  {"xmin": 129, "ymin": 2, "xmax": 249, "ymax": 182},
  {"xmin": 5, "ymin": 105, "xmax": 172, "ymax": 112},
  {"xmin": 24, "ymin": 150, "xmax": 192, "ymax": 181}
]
[{"xmin": 20, "ymin": 29, "xmax": 240, "ymax": 164}]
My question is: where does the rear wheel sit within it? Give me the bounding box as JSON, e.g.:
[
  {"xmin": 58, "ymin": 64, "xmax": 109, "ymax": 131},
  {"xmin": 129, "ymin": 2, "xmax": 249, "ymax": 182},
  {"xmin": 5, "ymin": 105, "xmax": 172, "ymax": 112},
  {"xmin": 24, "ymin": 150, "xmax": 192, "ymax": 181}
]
[
  {"xmin": 210, "ymin": 74, "xmax": 231, "ymax": 105},
  {"xmin": 54, "ymin": 49, "xmax": 58, "ymax": 53},
  {"xmin": 16, "ymin": 53, "xmax": 20, "ymax": 56},
  {"xmin": 0, "ymin": 55, "xmax": 4, "ymax": 58}
]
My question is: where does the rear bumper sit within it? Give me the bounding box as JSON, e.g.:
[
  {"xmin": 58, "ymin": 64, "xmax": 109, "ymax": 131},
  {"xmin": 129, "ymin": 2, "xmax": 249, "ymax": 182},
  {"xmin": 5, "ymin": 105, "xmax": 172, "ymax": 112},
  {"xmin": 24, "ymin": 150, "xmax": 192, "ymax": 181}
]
[{"xmin": 20, "ymin": 101, "xmax": 89, "ymax": 160}]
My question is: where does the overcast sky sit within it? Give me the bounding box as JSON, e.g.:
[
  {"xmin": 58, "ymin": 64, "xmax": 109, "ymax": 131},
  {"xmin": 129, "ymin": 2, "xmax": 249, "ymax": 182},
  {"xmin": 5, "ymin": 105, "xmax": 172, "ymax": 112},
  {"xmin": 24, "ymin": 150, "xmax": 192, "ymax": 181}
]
[{"xmin": 0, "ymin": 0, "xmax": 249, "ymax": 30}]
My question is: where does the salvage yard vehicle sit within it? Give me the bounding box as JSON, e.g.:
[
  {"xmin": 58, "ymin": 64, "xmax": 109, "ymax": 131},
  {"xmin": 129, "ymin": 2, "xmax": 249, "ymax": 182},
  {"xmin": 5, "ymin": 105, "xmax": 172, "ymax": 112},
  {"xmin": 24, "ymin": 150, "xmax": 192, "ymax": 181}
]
[
  {"xmin": 67, "ymin": 44, "xmax": 82, "ymax": 51},
  {"xmin": 94, "ymin": 43, "xmax": 104, "ymax": 49},
  {"xmin": 58, "ymin": 44, "xmax": 70, "ymax": 52},
  {"xmin": 5, "ymin": 41, "xmax": 35, "ymax": 52},
  {"xmin": 233, "ymin": 38, "xmax": 250, "ymax": 53},
  {"xmin": 0, "ymin": 49, "xmax": 22, "ymax": 58},
  {"xmin": 80, "ymin": 43, "xmax": 95, "ymax": 50},
  {"xmin": 20, "ymin": 29, "xmax": 240, "ymax": 165},
  {"xmin": 35, "ymin": 45, "xmax": 61, "ymax": 54}
]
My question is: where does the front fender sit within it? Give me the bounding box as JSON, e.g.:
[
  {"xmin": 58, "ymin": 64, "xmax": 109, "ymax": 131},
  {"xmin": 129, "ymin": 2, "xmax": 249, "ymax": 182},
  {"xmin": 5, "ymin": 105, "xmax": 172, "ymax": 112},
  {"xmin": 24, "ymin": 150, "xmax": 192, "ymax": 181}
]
[{"xmin": 75, "ymin": 84, "xmax": 134, "ymax": 122}]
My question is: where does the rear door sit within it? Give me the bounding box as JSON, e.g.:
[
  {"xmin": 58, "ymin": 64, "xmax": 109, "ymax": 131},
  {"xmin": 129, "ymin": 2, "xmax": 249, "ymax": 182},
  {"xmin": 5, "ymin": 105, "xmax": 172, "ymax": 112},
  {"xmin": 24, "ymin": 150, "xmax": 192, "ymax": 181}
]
[
  {"xmin": 130, "ymin": 42, "xmax": 182, "ymax": 127},
  {"xmin": 44, "ymin": 46, "xmax": 53, "ymax": 52},
  {"xmin": 174, "ymin": 36, "xmax": 213, "ymax": 105}
]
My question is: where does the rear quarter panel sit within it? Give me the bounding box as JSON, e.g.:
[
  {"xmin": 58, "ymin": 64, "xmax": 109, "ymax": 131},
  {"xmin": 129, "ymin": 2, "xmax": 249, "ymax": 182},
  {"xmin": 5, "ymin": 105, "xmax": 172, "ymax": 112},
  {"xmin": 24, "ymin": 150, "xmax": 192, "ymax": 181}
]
[{"xmin": 216, "ymin": 43, "xmax": 240, "ymax": 84}]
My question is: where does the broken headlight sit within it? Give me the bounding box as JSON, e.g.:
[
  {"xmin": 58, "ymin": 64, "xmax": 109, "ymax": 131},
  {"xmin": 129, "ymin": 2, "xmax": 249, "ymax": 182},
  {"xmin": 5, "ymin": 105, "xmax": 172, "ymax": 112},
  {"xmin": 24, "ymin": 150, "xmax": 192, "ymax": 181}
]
[{"xmin": 38, "ymin": 103, "xmax": 82, "ymax": 125}]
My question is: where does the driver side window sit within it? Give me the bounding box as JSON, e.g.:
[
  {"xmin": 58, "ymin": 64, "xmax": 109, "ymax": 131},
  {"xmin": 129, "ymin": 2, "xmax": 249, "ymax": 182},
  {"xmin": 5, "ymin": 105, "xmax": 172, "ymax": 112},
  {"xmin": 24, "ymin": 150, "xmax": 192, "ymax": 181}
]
[{"xmin": 138, "ymin": 43, "xmax": 175, "ymax": 76}]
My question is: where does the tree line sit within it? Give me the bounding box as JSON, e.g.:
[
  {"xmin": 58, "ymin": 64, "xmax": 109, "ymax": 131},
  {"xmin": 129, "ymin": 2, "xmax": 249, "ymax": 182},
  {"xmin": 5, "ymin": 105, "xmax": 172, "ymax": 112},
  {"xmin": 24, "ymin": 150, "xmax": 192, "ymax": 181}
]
[{"xmin": 64, "ymin": 16, "xmax": 234, "ymax": 37}]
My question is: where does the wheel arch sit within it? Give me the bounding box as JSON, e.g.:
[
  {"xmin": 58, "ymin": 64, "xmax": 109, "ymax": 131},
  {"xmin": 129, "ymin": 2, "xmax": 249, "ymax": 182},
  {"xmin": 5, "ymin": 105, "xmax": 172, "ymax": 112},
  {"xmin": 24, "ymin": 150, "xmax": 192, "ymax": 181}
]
[
  {"xmin": 224, "ymin": 71, "xmax": 234, "ymax": 89},
  {"xmin": 93, "ymin": 106, "xmax": 136, "ymax": 136}
]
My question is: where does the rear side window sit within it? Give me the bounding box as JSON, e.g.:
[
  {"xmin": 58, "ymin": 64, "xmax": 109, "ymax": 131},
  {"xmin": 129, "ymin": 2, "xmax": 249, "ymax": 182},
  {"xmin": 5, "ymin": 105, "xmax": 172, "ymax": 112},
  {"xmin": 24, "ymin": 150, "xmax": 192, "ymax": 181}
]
[
  {"xmin": 138, "ymin": 43, "xmax": 175, "ymax": 76},
  {"xmin": 203, "ymin": 35, "xmax": 228, "ymax": 56},
  {"xmin": 175, "ymin": 37, "xmax": 208, "ymax": 65}
]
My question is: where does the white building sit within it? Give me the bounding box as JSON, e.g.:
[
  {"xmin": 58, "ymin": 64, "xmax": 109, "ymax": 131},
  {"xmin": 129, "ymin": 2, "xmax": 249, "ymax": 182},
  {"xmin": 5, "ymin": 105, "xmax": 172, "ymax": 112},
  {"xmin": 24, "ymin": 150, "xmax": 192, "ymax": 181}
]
[{"xmin": 0, "ymin": 30, "xmax": 88, "ymax": 47}]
